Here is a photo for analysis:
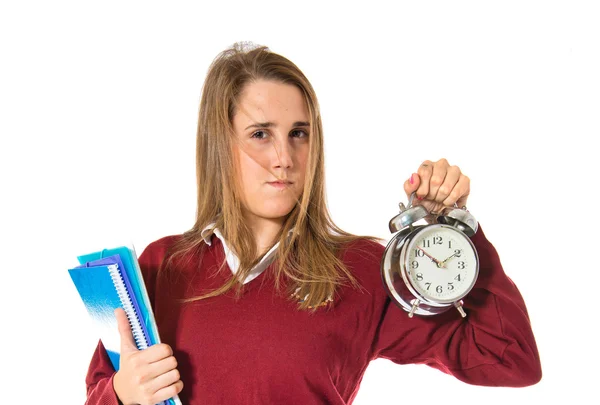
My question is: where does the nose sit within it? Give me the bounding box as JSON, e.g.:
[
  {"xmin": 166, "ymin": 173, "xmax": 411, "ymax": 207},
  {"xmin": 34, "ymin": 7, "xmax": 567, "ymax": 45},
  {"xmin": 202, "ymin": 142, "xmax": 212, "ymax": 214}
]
[{"xmin": 271, "ymin": 137, "xmax": 294, "ymax": 170}]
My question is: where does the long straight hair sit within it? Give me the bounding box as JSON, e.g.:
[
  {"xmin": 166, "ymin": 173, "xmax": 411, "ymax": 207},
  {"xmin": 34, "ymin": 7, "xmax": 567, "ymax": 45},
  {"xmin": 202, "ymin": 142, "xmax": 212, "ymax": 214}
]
[{"xmin": 161, "ymin": 41, "xmax": 382, "ymax": 312}]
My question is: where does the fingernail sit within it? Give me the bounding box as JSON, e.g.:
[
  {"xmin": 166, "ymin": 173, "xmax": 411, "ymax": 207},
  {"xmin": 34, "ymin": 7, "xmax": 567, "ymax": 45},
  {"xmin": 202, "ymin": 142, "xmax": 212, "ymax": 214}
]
[
  {"xmin": 409, "ymin": 174, "xmax": 414, "ymax": 185},
  {"xmin": 417, "ymin": 195, "xmax": 423, "ymax": 200}
]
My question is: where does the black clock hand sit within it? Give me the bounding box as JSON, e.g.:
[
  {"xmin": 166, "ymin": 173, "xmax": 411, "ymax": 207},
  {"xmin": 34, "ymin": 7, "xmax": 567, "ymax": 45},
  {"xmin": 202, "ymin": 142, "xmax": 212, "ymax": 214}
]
[
  {"xmin": 440, "ymin": 252, "xmax": 459, "ymax": 268},
  {"xmin": 416, "ymin": 246, "xmax": 442, "ymax": 266}
]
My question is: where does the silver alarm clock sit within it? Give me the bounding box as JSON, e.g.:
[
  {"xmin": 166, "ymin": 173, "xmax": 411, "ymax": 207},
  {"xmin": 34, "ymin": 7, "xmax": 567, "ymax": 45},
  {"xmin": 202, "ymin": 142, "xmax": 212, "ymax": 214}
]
[{"xmin": 381, "ymin": 193, "xmax": 479, "ymax": 318}]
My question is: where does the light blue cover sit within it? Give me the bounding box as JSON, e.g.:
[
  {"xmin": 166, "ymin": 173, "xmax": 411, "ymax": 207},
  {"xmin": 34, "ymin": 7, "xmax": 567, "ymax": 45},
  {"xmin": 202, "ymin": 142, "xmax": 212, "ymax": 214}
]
[{"xmin": 68, "ymin": 264, "xmax": 123, "ymax": 369}]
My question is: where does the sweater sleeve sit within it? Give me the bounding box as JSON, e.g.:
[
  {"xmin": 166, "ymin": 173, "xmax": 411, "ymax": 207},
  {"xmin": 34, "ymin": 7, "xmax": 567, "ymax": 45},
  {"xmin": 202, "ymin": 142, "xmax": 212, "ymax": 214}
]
[
  {"xmin": 371, "ymin": 225, "xmax": 542, "ymax": 387},
  {"xmin": 84, "ymin": 341, "xmax": 122, "ymax": 405}
]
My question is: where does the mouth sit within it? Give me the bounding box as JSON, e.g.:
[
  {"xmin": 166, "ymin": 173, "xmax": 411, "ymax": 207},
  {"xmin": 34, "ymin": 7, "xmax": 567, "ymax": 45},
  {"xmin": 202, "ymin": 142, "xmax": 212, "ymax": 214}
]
[{"xmin": 267, "ymin": 180, "xmax": 293, "ymax": 189}]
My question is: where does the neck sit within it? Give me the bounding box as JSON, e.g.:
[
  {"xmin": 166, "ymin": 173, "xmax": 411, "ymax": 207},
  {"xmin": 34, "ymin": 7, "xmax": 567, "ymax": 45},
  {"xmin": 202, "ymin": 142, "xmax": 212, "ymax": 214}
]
[{"xmin": 244, "ymin": 215, "xmax": 285, "ymax": 256}]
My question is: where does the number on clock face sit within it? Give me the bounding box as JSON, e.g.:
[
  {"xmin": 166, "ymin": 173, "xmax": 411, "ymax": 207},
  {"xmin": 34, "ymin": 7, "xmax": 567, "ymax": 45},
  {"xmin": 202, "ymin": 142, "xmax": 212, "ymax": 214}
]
[{"xmin": 406, "ymin": 225, "xmax": 477, "ymax": 302}]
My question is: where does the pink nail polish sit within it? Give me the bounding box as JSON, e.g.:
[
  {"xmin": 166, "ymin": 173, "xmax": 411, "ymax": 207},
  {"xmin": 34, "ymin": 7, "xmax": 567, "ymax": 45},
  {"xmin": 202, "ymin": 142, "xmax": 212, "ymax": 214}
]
[{"xmin": 410, "ymin": 174, "xmax": 414, "ymax": 185}]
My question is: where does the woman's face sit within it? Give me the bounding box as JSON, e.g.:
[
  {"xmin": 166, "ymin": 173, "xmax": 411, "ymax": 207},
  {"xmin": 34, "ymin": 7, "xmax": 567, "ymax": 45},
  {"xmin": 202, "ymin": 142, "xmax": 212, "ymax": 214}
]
[{"xmin": 231, "ymin": 79, "xmax": 310, "ymax": 224}]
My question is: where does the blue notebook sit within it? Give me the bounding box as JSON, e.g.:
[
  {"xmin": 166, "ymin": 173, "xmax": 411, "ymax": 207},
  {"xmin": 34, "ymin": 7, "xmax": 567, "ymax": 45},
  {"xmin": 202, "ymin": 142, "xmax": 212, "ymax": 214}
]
[{"xmin": 68, "ymin": 245, "xmax": 183, "ymax": 405}]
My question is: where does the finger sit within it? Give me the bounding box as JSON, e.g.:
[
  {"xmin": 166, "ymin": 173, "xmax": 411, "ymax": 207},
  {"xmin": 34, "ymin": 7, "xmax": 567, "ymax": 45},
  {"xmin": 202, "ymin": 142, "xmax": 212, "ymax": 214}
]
[
  {"xmin": 115, "ymin": 308, "xmax": 139, "ymax": 354},
  {"xmin": 403, "ymin": 173, "xmax": 421, "ymax": 199},
  {"xmin": 427, "ymin": 159, "xmax": 450, "ymax": 201},
  {"xmin": 152, "ymin": 380, "xmax": 184, "ymax": 404},
  {"xmin": 142, "ymin": 343, "xmax": 175, "ymax": 364},
  {"xmin": 144, "ymin": 355, "xmax": 179, "ymax": 381},
  {"xmin": 124, "ymin": 355, "xmax": 178, "ymax": 388},
  {"xmin": 147, "ymin": 367, "xmax": 182, "ymax": 395},
  {"xmin": 442, "ymin": 174, "xmax": 470, "ymax": 207},
  {"xmin": 433, "ymin": 165, "xmax": 461, "ymax": 204},
  {"xmin": 416, "ymin": 161, "xmax": 433, "ymax": 199}
]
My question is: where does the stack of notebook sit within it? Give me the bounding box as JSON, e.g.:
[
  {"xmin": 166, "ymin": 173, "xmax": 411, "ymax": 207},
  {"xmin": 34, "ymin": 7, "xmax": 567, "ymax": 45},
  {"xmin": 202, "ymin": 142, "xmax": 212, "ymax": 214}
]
[{"xmin": 68, "ymin": 245, "xmax": 182, "ymax": 405}]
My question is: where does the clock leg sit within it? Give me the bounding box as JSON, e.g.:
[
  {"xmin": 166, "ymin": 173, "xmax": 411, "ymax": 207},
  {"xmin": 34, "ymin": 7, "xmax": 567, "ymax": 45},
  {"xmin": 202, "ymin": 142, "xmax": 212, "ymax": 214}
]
[
  {"xmin": 409, "ymin": 299, "xmax": 421, "ymax": 318},
  {"xmin": 454, "ymin": 300, "xmax": 467, "ymax": 318}
]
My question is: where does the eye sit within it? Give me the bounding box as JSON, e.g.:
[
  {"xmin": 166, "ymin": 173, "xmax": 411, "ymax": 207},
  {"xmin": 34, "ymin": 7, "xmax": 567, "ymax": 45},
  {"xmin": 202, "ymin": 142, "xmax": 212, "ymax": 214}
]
[
  {"xmin": 251, "ymin": 130, "xmax": 268, "ymax": 140},
  {"xmin": 291, "ymin": 129, "xmax": 309, "ymax": 138}
]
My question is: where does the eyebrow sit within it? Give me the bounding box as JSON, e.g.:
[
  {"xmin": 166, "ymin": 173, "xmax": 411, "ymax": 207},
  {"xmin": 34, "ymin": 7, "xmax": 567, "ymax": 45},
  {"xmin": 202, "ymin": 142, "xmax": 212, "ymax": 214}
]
[{"xmin": 245, "ymin": 121, "xmax": 310, "ymax": 130}]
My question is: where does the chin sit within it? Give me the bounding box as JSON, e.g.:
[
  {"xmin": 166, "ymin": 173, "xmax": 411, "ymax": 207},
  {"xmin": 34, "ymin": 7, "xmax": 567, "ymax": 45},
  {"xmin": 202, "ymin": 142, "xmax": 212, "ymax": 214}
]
[{"xmin": 257, "ymin": 202, "xmax": 298, "ymax": 220}]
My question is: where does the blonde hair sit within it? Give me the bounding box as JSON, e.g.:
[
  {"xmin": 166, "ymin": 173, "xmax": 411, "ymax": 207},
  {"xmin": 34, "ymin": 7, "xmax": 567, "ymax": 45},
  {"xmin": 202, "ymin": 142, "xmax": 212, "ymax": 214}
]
[{"xmin": 161, "ymin": 41, "xmax": 382, "ymax": 311}]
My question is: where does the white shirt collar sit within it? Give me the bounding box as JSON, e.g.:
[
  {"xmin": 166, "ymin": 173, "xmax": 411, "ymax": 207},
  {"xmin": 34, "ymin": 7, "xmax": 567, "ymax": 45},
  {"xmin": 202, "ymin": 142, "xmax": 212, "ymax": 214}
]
[{"xmin": 200, "ymin": 222, "xmax": 294, "ymax": 284}]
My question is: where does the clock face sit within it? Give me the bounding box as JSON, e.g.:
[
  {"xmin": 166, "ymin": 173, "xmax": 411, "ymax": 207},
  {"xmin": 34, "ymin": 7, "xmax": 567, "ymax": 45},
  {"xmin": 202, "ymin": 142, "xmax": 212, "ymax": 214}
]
[{"xmin": 404, "ymin": 224, "xmax": 478, "ymax": 303}]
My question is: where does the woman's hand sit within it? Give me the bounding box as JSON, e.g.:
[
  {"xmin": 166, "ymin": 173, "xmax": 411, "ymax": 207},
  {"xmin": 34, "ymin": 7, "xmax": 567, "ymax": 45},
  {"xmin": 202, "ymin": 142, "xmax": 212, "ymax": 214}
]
[
  {"xmin": 112, "ymin": 308, "xmax": 184, "ymax": 405},
  {"xmin": 403, "ymin": 158, "xmax": 470, "ymax": 220}
]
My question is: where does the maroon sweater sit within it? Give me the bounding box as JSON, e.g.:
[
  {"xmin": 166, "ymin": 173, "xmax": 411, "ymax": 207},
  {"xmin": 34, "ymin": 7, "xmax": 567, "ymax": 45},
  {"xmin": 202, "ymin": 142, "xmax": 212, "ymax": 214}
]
[{"xmin": 85, "ymin": 226, "xmax": 541, "ymax": 404}]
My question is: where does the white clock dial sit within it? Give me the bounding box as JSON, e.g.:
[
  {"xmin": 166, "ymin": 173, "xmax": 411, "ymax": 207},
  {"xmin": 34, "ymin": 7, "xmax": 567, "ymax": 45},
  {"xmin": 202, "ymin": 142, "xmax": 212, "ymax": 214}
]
[{"xmin": 404, "ymin": 224, "xmax": 478, "ymax": 303}]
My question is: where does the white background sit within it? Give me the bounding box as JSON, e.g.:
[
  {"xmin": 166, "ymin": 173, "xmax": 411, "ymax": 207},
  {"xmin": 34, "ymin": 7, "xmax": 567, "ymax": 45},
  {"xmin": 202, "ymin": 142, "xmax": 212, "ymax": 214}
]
[{"xmin": 1, "ymin": 1, "xmax": 597, "ymax": 403}]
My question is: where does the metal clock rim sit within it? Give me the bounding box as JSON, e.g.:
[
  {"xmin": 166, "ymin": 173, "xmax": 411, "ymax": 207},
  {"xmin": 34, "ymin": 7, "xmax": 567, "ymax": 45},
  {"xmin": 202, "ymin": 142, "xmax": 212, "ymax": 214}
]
[
  {"xmin": 381, "ymin": 228, "xmax": 414, "ymax": 312},
  {"xmin": 399, "ymin": 224, "xmax": 480, "ymax": 305}
]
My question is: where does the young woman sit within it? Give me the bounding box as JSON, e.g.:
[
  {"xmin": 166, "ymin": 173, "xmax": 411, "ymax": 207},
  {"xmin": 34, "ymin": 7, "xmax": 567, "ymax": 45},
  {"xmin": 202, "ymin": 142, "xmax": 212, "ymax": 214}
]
[{"xmin": 84, "ymin": 42, "xmax": 542, "ymax": 405}]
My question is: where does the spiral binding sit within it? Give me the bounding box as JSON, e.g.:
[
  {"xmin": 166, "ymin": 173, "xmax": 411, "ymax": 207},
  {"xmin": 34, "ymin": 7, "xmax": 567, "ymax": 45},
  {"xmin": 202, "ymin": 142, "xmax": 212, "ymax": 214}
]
[{"xmin": 107, "ymin": 264, "xmax": 150, "ymax": 350}]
